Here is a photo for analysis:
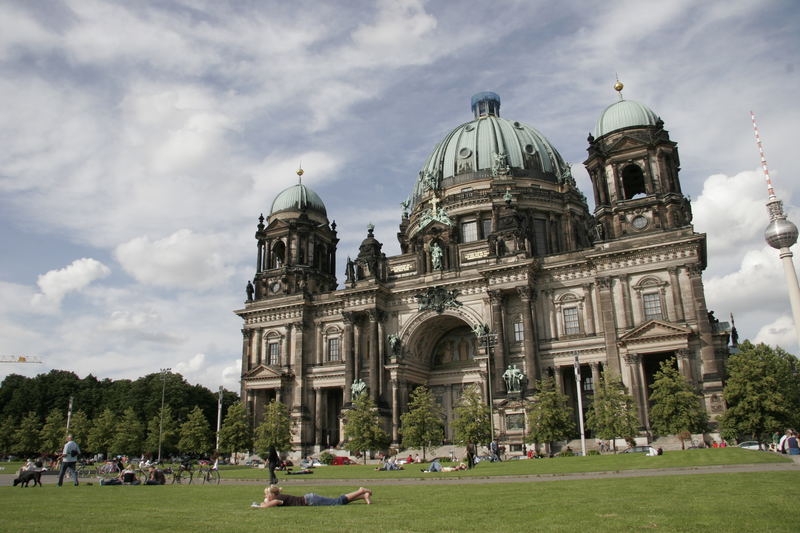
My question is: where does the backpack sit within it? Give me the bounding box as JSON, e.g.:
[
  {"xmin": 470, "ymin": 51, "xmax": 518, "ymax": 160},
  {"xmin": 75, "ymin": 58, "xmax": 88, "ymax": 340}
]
[
  {"xmin": 70, "ymin": 448, "xmax": 78, "ymax": 457},
  {"xmin": 788, "ymin": 437, "xmax": 798, "ymax": 449}
]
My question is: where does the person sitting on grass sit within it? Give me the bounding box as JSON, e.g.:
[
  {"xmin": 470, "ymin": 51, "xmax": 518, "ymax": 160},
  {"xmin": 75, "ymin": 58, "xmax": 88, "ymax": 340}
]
[
  {"xmin": 441, "ymin": 462, "xmax": 467, "ymax": 472},
  {"xmin": 252, "ymin": 484, "xmax": 372, "ymax": 508},
  {"xmin": 145, "ymin": 466, "xmax": 166, "ymax": 485}
]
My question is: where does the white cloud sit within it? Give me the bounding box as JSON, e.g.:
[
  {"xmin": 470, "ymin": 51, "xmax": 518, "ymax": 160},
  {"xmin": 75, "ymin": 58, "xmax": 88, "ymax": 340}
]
[
  {"xmin": 31, "ymin": 258, "xmax": 110, "ymax": 309},
  {"xmin": 753, "ymin": 315, "xmax": 797, "ymax": 351},
  {"xmin": 115, "ymin": 229, "xmax": 236, "ymax": 290},
  {"xmin": 704, "ymin": 247, "xmax": 788, "ymax": 314}
]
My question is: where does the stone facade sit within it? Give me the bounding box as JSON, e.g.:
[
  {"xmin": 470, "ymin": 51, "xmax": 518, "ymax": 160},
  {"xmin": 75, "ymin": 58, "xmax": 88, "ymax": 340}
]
[{"xmin": 236, "ymin": 93, "xmax": 731, "ymax": 455}]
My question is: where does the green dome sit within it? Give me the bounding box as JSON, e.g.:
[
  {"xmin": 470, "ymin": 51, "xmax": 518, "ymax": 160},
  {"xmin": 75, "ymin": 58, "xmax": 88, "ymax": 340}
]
[
  {"xmin": 594, "ymin": 99, "xmax": 659, "ymax": 138},
  {"xmin": 412, "ymin": 93, "xmax": 571, "ymax": 205},
  {"xmin": 270, "ymin": 183, "xmax": 327, "ymax": 217}
]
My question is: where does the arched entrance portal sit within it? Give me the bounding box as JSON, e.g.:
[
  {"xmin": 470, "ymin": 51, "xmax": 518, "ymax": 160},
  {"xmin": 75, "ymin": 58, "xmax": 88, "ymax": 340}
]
[{"xmin": 401, "ymin": 312, "xmax": 484, "ymax": 444}]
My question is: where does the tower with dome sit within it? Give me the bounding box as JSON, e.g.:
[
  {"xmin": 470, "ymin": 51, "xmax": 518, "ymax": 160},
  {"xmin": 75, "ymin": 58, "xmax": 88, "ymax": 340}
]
[{"xmin": 236, "ymin": 87, "xmax": 732, "ymax": 456}]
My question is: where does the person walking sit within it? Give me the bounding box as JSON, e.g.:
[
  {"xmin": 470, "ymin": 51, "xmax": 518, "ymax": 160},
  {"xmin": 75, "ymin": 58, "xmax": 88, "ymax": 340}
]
[
  {"xmin": 268, "ymin": 445, "xmax": 280, "ymax": 485},
  {"xmin": 466, "ymin": 442, "xmax": 476, "ymax": 469},
  {"xmin": 57, "ymin": 434, "xmax": 80, "ymax": 487}
]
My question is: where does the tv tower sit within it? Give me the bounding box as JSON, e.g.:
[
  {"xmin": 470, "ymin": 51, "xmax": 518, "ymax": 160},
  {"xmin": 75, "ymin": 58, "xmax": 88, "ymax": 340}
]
[{"xmin": 751, "ymin": 112, "xmax": 800, "ymax": 347}]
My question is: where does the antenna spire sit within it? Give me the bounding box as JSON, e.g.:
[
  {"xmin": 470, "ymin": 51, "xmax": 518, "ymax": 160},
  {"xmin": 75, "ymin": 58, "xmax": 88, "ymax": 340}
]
[{"xmin": 750, "ymin": 111, "xmax": 776, "ymax": 200}]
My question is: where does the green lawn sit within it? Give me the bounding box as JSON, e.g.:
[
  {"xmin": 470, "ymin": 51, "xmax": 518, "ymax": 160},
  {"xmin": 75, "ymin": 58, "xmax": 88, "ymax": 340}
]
[
  {"xmin": 2, "ymin": 471, "xmax": 798, "ymax": 532},
  {"xmin": 221, "ymin": 448, "xmax": 789, "ymax": 481}
]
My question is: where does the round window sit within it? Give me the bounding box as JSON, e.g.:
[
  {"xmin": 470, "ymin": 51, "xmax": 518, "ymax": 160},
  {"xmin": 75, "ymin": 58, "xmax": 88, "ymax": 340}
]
[
  {"xmin": 525, "ymin": 144, "xmax": 534, "ymax": 154},
  {"xmin": 632, "ymin": 215, "xmax": 648, "ymax": 230},
  {"xmin": 459, "ymin": 148, "xmax": 472, "ymax": 158},
  {"xmin": 465, "ymin": 124, "xmax": 475, "ymax": 132}
]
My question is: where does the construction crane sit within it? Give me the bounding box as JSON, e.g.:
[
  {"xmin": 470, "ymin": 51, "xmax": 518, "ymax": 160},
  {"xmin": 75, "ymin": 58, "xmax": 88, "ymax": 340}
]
[{"xmin": 0, "ymin": 355, "xmax": 43, "ymax": 364}]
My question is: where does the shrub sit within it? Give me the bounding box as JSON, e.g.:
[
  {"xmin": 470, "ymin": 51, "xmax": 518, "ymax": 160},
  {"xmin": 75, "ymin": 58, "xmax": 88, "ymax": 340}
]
[
  {"xmin": 319, "ymin": 451, "xmax": 335, "ymax": 465},
  {"xmin": 587, "ymin": 449, "xmax": 600, "ymax": 456},
  {"xmin": 558, "ymin": 449, "xmax": 574, "ymax": 457}
]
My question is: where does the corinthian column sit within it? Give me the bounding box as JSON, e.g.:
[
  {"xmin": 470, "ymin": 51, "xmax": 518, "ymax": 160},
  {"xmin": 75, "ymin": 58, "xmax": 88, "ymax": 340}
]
[
  {"xmin": 367, "ymin": 310, "xmax": 380, "ymax": 402},
  {"xmin": 488, "ymin": 290, "xmax": 506, "ymax": 391},
  {"xmin": 517, "ymin": 286, "xmax": 540, "ymax": 383},
  {"xmin": 342, "ymin": 312, "xmax": 355, "ymax": 403}
]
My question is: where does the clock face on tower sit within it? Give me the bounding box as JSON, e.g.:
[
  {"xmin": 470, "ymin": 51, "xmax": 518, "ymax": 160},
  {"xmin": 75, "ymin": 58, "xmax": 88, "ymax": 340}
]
[
  {"xmin": 270, "ymin": 281, "xmax": 282, "ymax": 294},
  {"xmin": 632, "ymin": 215, "xmax": 648, "ymax": 230}
]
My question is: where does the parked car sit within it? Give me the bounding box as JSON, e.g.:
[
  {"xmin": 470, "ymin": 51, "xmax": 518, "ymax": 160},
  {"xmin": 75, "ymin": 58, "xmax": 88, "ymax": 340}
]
[
  {"xmin": 738, "ymin": 441, "xmax": 762, "ymax": 450},
  {"xmin": 622, "ymin": 445, "xmax": 656, "ymax": 454}
]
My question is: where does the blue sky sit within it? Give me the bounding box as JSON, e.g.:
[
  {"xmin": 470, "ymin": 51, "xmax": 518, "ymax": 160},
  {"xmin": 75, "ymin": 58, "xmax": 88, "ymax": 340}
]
[{"xmin": 1, "ymin": 0, "xmax": 798, "ymax": 390}]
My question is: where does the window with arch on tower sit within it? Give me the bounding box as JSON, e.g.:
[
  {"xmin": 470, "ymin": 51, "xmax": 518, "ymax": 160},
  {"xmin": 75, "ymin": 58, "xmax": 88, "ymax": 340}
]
[{"xmin": 621, "ymin": 164, "xmax": 646, "ymax": 199}]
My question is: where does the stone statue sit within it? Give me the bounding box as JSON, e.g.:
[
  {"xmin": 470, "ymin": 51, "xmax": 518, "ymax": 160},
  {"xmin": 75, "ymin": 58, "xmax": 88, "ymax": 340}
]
[
  {"xmin": 502, "ymin": 364, "xmax": 525, "ymax": 393},
  {"xmin": 246, "ymin": 281, "xmax": 254, "ymax": 302},
  {"xmin": 387, "ymin": 334, "xmax": 401, "ymax": 355},
  {"xmin": 351, "ymin": 378, "xmax": 367, "ymax": 399},
  {"xmin": 345, "ymin": 257, "xmax": 355, "ymax": 284},
  {"xmin": 492, "ymin": 151, "xmax": 509, "ymax": 176},
  {"xmin": 472, "ymin": 323, "xmax": 488, "ymax": 338},
  {"xmin": 430, "ymin": 242, "xmax": 443, "ymax": 270},
  {"xmin": 400, "ymin": 198, "xmax": 410, "ymax": 218},
  {"xmin": 594, "ymin": 223, "xmax": 605, "ymax": 241}
]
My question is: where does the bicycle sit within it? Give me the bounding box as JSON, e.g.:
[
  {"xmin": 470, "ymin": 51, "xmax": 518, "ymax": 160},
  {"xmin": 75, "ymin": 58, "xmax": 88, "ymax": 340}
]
[
  {"xmin": 197, "ymin": 461, "xmax": 221, "ymax": 485},
  {"xmin": 76, "ymin": 460, "xmax": 97, "ymax": 478},
  {"xmin": 171, "ymin": 461, "xmax": 194, "ymax": 484},
  {"xmin": 98, "ymin": 461, "xmax": 121, "ymax": 481}
]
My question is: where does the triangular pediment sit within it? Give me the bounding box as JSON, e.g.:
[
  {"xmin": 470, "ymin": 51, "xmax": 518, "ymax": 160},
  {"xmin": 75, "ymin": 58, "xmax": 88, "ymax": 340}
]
[
  {"xmin": 606, "ymin": 134, "xmax": 649, "ymax": 153},
  {"xmin": 243, "ymin": 364, "xmax": 285, "ymax": 379},
  {"xmin": 619, "ymin": 320, "xmax": 692, "ymax": 343}
]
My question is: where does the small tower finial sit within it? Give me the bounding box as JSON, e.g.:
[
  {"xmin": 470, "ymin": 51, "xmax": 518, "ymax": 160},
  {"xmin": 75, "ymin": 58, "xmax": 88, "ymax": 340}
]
[
  {"xmin": 296, "ymin": 163, "xmax": 304, "ymax": 184},
  {"xmin": 614, "ymin": 73, "xmax": 624, "ymax": 101}
]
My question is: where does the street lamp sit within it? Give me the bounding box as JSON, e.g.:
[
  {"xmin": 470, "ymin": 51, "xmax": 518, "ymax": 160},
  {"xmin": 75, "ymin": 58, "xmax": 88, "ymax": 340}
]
[
  {"xmin": 573, "ymin": 353, "xmax": 587, "ymax": 457},
  {"xmin": 475, "ymin": 324, "xmax": 497, "ymax": 446},
  {"xmin": 157, "ymin": 368, "xmax": 170, "ymax": 463},
  {"xmin": 215, "ymin": 385, "xmax": 224, "ymax": 453}
]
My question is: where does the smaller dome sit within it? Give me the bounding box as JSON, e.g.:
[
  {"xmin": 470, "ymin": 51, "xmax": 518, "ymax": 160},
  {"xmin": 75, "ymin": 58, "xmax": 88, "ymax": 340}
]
[
  {"xmin": 270, "ymin": 183, "xmax": 327, "ymax": 217},
  {"xmin": 594, "ymin": 99, "xmax": 660, "ymax": 138}
]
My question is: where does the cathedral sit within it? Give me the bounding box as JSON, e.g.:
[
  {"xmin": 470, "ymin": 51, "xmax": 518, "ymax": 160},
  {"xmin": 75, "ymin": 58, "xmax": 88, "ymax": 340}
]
[{"xmin": 236, "ymin": 86, "xmax": 731, "ymax": 455}]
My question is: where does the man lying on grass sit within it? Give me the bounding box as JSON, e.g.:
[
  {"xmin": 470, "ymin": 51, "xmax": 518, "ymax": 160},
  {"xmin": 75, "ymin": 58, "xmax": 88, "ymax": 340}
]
[{"xmin": 252, "ymin": 485, "xmax": 373, "ymax": 508}]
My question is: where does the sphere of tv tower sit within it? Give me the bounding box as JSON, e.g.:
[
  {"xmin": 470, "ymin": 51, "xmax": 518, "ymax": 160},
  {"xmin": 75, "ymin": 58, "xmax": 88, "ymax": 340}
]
[{"xmin": 765, "ymin": 216, "xmax": 799, "ymax": 249}]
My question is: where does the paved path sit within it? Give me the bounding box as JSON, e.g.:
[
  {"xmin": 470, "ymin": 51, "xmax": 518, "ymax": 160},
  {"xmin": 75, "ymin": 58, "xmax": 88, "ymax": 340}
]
[{"xmin": 4, "ymin": 460, "xmax": 797, "ymax": 487}]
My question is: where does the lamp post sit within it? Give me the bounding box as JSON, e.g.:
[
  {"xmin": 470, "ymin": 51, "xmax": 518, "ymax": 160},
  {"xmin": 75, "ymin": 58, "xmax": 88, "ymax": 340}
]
[
  {"xmin": 215, "ymin": 385, "xmax": 224, "ymax": 453},
  {"xmin": 475, "ymin": 324, "xmax": 497, "ymax": 446},
  {"xmin": 573, "ymin": 353, "xmax": 587, "ymax": 457},
  {"xmin": 157, "ymin": 368, "xmax": 170, "ymax": 463}
]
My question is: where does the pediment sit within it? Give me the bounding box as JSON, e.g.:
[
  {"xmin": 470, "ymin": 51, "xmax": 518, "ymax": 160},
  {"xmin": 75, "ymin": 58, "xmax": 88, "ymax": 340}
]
[
  {"xmin": 619, "ymin": 320, "xmax": 692, "ymax": 343},
  {"xmin": 243, "ymin": 364, "xmax": 286, "ymax": 379},
  {"xmin": 606, "ymin": 135, "xmax": 649, "ymax": 153}
]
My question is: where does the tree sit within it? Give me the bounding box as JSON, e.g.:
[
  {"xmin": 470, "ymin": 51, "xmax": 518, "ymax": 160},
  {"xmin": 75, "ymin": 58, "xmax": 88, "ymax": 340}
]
[
  {"xmin": 254, "ymin": 400, "xmax": 292, "ymax": 457},
  {"xmin": 586, "ymin": 371, "xmax": 639, "ymax": 453},
  {"xmin": 400, "ymin": 386, "xmax": 444, "ymax": 460},
  {"xmin": 13, "ymin": 411, "xmax": 42, "ymax": 457},
  {"xmin": 0, "ymin": 416, "xmax": 17, "ymax": 455},
  {"xmin": 68, "ymin": 410, "xmax": 91, "ymax": 453},
  {"xmin": 39, "ymin": 408, "xmax": 66, "ymax": 455},
  {"xmin": 451, "ymin": 385, "xmax": 491, "ymax": 448},
  {"xmin": 144, "ymin": 406, "xmax": 178, "ymax": 458},
  {"xmin": 649, "ymin": 359, "xmax": 707, "ymax": 449},
  {"xmin": 526, "ymin": 377, "xmax": 575, "ymax": 451},
  {"xmin": 112, "ymin": 407, "xmax": 144, "ymax": 456},
  {"xmin": 719, "ymin": 341, "xmax": 800, "ymax": 444},
  {"xmin": 219, "ymin": 402, "xmax": 253, "ymax": 459},
  {"xmin": 178, "ymin": 406, "xmax": 212, "ymax": 456},
  {"xmin": 343, "ymin": 394, "xmax": 388, "ymax": 463},
  {"xmin": 89, "ymin": 408, "xmax": 117, "ymax": 458}
]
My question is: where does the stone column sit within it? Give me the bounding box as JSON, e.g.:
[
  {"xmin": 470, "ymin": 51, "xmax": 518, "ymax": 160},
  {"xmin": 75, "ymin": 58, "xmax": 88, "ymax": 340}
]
[
  {"xmin": 241, "ymin": 329, "xmax": 252, "ymax": 375},
  {"xmin": 619, "ymin": 275, "xmax": 634, "ymax": 329},
  {"xmin": 367, "ymin": 310, "xmax": 380, "ymax": 402},
  {"xmin": 624, "ymin": 353, "xmax": 647, "ymax": 428},
  {"xmin": 488, "ymin": 290, "xmax": 506, "ymax": 392},
  {"xmin": 668, "ymin": 267, "xmax": 685, "ymax": 322},
  {"xmin": 546, "ymin": 290, "xmax": 557, "ymax": 340},
  {"xmin": 315, "ymin": 323, "xmax": 323, "ymax": 365},
  {"xmin": 257, "ymin": 240, "xmax": 263, "ymax": 273},
  {"xmin": 583, "ymin": 283, "xmax": 596, "ymax": 335},
  {"xmin": 517, "ymin": 286, "xmax": 540, "ymax": 383},
  {"xmin": 391, "ymin": 379, "xmax": 400, "ymax": 445},
  {"xmin": 256, "ymin": 330, "xmax": 264, "ymax": 366},
  {"xmin": 315, "ymin": 388, "xmax": 323, "ymax": 446},
  {"xmin": 676, "ymin": 348, "xmax": 694, "ymax": 384},
  {"xmin": 377, "ymin": 318, "xmax": 385, "ymax": 398},
  {"xmin": 590, "ymin": 361, "xmax": 601, "ymax": 393},
  {"xmin": 292, "ymin": 321, "xmax": 304, "ymax": 409},
  {"xmin": 686, "ymin": 265, "xmax": 721, "ymax": 382},
  {"xmin": 596, "ymin": 277, "xmax": 621, "ymax": 375},
  {"xmin": 342, "ymin": 312, "xmax": 355, "ymax": 403},
  {"xmin": 554, "ymin": 366, "xmax": 565, "ymax": 394},
  {"xmin": 282, "ymin": 325, "xmax": 291, "ymax": 371},
  {"xmin": 353, "ymin": 321, "xmax": 362, "ymax": 381}
]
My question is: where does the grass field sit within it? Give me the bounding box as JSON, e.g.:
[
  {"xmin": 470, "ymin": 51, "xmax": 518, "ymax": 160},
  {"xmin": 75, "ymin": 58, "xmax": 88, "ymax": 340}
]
[
  {"xmin": 2, "ymin": 471, "xmax": 798, "ymax": 532},
  {"xmin": 222, "ymin": 448, "xmax": 789, "ymax": 481}
]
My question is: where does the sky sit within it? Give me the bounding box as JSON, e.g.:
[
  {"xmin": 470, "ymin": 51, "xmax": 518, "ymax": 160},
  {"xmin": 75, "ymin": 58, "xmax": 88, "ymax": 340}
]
[{"xmin": 1, "ymin": 0, "xmax": 798, "ymax": 392}]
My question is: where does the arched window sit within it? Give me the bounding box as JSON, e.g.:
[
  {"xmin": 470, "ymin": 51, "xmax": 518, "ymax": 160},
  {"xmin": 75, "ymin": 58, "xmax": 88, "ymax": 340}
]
[
  {"xmin": 622, "ymin": 164, "xmax": 646, "ymax": 199},
  {"xmin": 271, "ymin": 241, "xmax": 286, "ymax": 268}
]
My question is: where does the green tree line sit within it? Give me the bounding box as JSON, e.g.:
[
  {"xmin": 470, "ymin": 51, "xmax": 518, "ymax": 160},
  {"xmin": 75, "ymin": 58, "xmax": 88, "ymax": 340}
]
[{"xmin": 0, "ymin": 369, "xmax": 239, "ymax": 458}]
